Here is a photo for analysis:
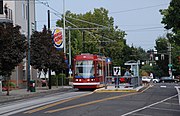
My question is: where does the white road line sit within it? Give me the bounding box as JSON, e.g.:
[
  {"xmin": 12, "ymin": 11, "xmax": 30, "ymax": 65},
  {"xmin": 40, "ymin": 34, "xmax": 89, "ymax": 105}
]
[
  {"xmin": 121, "ymin": 94, "xmax": 178, "ymax": 116},
  {"xmin": 160, "ymin": 86, "xmax": 166, "ymax": 88},
  {"xmin": 132, "ymin": 113, "xmax": 152, "ymax": 116},
  {"xmin": 175, "ymin": 86, "xmax": 180, "ymax": 105},
  {"xmin": 163, "ymin": 102, "xmax": 180, "ymax": 106},
  {"xmin": 149, "ymin": 107, "xmax": 180, "ymax": 112}
]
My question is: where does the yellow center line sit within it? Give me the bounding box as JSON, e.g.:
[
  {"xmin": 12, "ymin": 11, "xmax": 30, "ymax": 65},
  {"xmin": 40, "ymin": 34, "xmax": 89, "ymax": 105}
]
[
  {"xmin": 45, "ymin": 85, "xmax": 152, "ymax": 113},
  {"xmin": 24, "ymin": 92, "xmax": 93, "ymax": 114},
  {"xmin": 45, "ymin": 92, "xmax": 138, "ymax": 113},
  {"xmin": 25, "ymin": 85, "xmax": 151, "ymax": 114}
]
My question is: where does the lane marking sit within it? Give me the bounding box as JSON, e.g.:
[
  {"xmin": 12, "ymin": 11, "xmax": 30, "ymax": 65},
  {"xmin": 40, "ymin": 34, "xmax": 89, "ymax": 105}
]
[
  {"xmin": 25, "ymin": 85, "xmax": 152, "ymax": 114},
  {"xmin": 160, "ymin": 86, "xmax": 167, "ymax": 88},
  {"xmin": 163, "ymin": 102, "xmax": 180, "ymax": 106},
  {"xmin": 149, "ymin": 107, "xmax": 180, "ymax": 112},
  {"xmin": 45, "ymin": 92, "xmax": 138, "ymax": 113},
  {"xmin": 132, "ymin": 113, "xmax": 152, "ymax": 116},
  {"xmin": 175, "ymin": 86, "xmax": 180, "ymax": 105},
  {"xmin": 24, "ymin": 92, "xmax": 93, "ymax": 114},
  {"xmin": 121, "ymin": 94, "xmax": 178, "ymax": 116}
]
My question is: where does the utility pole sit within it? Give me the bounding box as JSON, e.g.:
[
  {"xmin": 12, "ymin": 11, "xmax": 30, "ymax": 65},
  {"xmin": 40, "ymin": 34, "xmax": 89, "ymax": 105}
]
[
  {"xmin": 68, "ymin": 26, "xmax": 71, "ymax": 67},
  {"xmin": 82, "ymin": 31, "xmax": 85, "ymax": 52},
  {"xmin": 48, "ymin": 10, "xmax": 51, "ymax": 89},
  {"xmin": 63, "ymin": 0, "xmax": 66, "ymax": 54},
  {"xmin": 27, "ymin": 0, "xmax": 31, "ymax": 91},
  {"xmin": 168, "ymin": 42, "xmax": 172, "ymax": 77}
]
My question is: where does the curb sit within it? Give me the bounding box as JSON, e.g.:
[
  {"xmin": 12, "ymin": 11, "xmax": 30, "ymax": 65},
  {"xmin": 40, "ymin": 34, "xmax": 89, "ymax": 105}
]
[
  {"xmin": 0, "ymin": 88, "xmax": 74, "ymax": 104},
  {"xmin": 94, "ymin": 85, "xmax": 148, "ymax": 93}
]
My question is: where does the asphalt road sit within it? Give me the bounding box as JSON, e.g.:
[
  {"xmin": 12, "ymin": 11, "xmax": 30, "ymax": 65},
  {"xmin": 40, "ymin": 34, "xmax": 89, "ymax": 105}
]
[{"xmin": 1, "ymin": 83, "xmax": 180, "ymax": 116}]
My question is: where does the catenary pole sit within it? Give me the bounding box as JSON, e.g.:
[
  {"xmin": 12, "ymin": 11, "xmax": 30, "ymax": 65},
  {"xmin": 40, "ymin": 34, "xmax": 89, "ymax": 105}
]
[
  {"xmin": 27, "ymin": 0, "xmax": 31, "ymax": 91},
  {"xmin": 63, "ymin": 0, "xmax": 66, "ymax": 54},
  {"xmin": 48, "ymin": 10, "xmax": 52, "ymax": 89}
]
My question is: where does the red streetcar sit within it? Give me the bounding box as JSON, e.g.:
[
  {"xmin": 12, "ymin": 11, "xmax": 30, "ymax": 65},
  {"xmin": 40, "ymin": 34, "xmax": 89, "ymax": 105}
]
[{"xmin": 72, "ymin": 53, "xmax": 112, "ymax": 89}]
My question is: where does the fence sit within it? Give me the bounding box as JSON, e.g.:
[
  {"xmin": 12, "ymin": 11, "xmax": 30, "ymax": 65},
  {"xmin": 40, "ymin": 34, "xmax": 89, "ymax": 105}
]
[
  {"xmin": 0, "ymin": 8, "xmax": 13, "ymax": 22},
  {"xmin": 105, "ymin": 76, "xmax": 141, "ymax": 88}
]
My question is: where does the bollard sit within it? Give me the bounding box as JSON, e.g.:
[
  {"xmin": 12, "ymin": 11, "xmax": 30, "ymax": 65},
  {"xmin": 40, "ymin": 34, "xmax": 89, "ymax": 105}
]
[
  {"xmin": 0, "ymin": 81, "xmax": 2, "ymax": 93},
  {"xmin": 175, "ymin": 86, "xmax": 180, "ymax": 106}
]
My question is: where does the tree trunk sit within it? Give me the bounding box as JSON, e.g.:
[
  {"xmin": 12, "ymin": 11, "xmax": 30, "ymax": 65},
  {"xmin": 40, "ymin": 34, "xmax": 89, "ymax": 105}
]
[{"xmin": 6, "ymin": 79, "xmax": 10, "ymax": 96}]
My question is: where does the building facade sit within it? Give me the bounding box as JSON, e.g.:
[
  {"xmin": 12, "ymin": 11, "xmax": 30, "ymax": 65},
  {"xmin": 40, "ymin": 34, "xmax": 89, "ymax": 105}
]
[{"xmin": 0, "ymin": 0, "xmax": 36, "ymax": 88}]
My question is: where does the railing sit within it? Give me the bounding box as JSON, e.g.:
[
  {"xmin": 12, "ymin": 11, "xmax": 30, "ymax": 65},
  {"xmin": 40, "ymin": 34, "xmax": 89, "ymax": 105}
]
[
  {"xmin": 105, "ymin": 76, "xmax": 141, "ymax": 88},
  {"xmin": 0, "ymin": 8, "xmax": 13, "ymax": 22}
]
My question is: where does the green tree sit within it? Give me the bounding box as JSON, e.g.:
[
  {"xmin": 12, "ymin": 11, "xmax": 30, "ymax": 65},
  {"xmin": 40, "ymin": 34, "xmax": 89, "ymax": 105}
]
[
  {"xmin": 30, "ymin": 25, "xmax": 67, "ymax": 76},
  {"xmin": 56, "ymin": 7, "xmax": 127, "ymax": 66},
  {"xmin": 160, "ymin": 0, "xmax": 180, "ymax": 76},
  {"xmin": 56, "ymin": 7, "xmax": 149, "ymax": 72},
  {"xmin": 160, "ymin": 0, "xmax": 180, "ymax": 44},
  {"xmin": 0, "ymin": 23, "xmax": 26, "ymax": 95},
  {"xmin": 140, "ymin": 64, "xmax": 162, "ymax": 77},
  {"xmin": 154, "ymin": 37, "xmax": 169, "ymax": 76}
]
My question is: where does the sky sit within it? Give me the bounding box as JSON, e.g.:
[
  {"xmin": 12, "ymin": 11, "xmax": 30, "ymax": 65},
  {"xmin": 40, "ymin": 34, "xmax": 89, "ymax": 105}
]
[{"xmin": 35, "ymin": 0, "xmax": 171, "ymax": 51}]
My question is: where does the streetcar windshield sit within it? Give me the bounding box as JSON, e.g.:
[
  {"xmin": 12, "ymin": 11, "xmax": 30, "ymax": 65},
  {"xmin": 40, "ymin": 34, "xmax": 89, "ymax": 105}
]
[{"xmin": 75, "ymin": 60, "xmax": 94, "ymax": 78}]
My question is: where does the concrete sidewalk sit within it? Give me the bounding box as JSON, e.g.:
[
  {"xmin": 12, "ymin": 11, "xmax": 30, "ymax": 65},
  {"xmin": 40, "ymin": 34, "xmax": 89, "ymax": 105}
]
[
  {"xmin": 0, "ymin": 86, "xmax": 73, "ymax": 103},
  {"xmin": 0, "ymin": 85, "xmax": 147, "ymax": 103}
]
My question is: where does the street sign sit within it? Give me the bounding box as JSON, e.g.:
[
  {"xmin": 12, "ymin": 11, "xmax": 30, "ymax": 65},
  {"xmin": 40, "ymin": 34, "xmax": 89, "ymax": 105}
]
[
  {"xmin": 113, "ymin": 67, "xmax": 121, "ymax": 75},
  {"xmin": 69, "ymin": 69, "xmax": 72, "ymax": 75},
  {"xmin": 168, "ymin": 64, "xmax": 172, "ymax": 67},
  {"xmin": 106, "ymin": 58, "xmax": 112, "ymax": 64}
]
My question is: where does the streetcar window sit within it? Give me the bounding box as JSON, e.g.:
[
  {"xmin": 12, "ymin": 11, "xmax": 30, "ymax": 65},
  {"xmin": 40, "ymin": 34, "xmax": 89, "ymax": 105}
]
[
  {"xmin": 75, "ymin": 60, "xmax": 94, "ymax": 78},
  {"xmin": 97, "ymin": 61, "xmax": 103, "ymax": 76}
]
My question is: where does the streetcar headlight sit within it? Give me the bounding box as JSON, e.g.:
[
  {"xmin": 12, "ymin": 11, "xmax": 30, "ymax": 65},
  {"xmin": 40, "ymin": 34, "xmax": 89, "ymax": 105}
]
[
  {"xmin": 87, "ymin": 79, "xmax": 90, "ymax": 81},
  {"xmin": 75, "ymin": 79, "xmax": 78, "ymax": 81},
  {"xmin": 79, "ymin": 79, "xmax": 82, "ymax": 81}
]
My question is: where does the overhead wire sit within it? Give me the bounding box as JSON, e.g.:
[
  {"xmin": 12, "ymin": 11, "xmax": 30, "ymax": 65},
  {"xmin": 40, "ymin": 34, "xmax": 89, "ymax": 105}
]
[
  {"xmin": 50, "ymin": 11, "xmax": 113, "ymax": 43},
  {"xmin": 124, "ymin": 26, "xmax": 164, "ymax": 32},
  {"xmin": 109, "ymin": 3, "xmax": 168, "ymax": 14},
  {"xmin": 37, "ymin": 0, "xmax": 166, "ymax": 33}
]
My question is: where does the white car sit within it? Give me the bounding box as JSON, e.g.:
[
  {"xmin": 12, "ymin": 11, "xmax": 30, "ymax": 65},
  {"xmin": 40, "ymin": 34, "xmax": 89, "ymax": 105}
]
[
  {"xmin": 152, "ymin": 77, "xmax": 160, "ymax": 83},
  {"xmin": 142, "ymin": 76, "xmax": 152, "ymax": 83}
]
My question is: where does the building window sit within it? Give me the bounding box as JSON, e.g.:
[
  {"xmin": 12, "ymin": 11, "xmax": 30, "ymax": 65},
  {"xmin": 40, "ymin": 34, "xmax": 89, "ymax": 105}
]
[
  {"xmin": 0, "ymin": 0, "xmax": 3, "ymax": 14},
  {"xmin": 22, "ymin": 3, "xmax": 26, "ymax": 19}
]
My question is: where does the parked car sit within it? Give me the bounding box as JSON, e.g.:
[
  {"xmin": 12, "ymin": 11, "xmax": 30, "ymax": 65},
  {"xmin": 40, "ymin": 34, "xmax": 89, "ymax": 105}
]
[
  {"xmin": 41, "ymin": 78, "xmax": 48, "ymax": 87},
  {"xmin": 153, "ymin": 77, "xmax": 160, "ymax": 83},
  {"xmin": 159, "ymin": 76, "xmax": 178, "ymax": 83},
  {"xmin": 142, "ymin": 76, "xmax": 152, "ymax": 83},
  {"xmin": 175, "ymin": 75, "xmax": 180, "ymax": 82}
]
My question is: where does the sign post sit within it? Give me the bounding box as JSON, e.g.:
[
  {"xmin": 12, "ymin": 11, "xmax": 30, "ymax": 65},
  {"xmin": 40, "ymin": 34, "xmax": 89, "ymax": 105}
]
[{"xmin": 113, "ymin": 67, "xmax": 121, "ymax": 88}]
